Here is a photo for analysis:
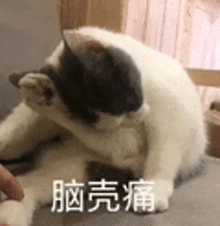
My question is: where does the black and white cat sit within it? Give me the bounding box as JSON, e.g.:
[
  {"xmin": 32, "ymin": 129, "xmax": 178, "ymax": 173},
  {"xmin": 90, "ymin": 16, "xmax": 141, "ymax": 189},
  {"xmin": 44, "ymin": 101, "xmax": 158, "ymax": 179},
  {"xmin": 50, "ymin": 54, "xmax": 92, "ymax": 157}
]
[{"xmin": 0, "ymin": 27, "xmax": 207, "ymax": 226}]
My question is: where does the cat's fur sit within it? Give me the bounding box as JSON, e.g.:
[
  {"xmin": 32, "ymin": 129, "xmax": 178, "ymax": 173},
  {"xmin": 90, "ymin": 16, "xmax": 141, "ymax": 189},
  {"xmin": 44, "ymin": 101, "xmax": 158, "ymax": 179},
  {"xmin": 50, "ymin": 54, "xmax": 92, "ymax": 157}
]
[{"xmin": 0, "ymin": 27, "xmax": 207, "ymax": 226}]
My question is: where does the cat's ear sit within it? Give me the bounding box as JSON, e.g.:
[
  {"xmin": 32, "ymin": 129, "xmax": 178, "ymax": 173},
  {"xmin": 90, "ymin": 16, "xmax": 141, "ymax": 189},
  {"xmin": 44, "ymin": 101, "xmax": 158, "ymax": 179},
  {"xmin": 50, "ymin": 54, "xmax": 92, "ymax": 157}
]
[
  {"xmin": 8, "ymin": 71, "xmax": 29, "ymax": 88},
  {"xmin": 63, "ymin": 30, "xmax": 105, "ymax": 53}
]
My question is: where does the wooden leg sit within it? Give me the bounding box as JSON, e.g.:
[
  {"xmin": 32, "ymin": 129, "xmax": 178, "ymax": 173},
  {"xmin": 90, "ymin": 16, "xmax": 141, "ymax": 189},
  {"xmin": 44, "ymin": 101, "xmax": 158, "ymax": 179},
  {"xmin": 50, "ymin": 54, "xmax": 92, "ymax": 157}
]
[{"xmin": 59, "ymin": 0, "xmax": 128, "ymax": 32}]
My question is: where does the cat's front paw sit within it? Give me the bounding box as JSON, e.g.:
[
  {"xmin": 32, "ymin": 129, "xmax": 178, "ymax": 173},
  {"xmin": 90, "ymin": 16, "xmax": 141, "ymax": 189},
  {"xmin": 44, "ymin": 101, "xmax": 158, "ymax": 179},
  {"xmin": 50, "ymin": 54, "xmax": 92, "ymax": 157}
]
[
  {"xmin": 153, "ymin": 180, "xmax": 173, "ymax": 212},
  {"xmin": 19, "ymin": 73, "xmax": 56, "ymax": 109},
  {"xmin": 0, "ymin": 200, "xmax": 31, "ymax": 226},
  {"xmin": 133, "ymin": 180, "xmax": 173, "ymax": 214}
]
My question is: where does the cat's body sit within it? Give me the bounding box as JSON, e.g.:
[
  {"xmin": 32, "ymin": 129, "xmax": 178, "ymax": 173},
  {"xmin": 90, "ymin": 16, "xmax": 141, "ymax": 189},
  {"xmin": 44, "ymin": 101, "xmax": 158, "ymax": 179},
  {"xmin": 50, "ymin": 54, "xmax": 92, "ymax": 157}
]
[{"xmin": 0, "ymin": 27, "xmax": 207, "ymax": 226}]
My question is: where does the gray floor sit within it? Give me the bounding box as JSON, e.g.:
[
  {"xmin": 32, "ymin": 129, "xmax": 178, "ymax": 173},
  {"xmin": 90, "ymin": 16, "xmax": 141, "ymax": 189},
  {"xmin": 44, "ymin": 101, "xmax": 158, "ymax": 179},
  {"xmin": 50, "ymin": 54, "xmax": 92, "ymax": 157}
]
[
  {"xmin": 1, "ymin": 1, "xmax": 220, "ymax": 226},
  {"xmin": 0, "ymin": 0, "xmax": 60, "ymax": 118}
]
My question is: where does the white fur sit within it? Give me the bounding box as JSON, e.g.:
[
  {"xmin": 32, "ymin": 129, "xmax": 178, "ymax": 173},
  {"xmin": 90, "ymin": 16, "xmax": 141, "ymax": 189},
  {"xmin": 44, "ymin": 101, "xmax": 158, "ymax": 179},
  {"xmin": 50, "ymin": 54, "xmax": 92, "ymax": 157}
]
[
  {"xmin": 46, "ymin": 41, "xmax": 64, "ymax": 70},
  {"xmin": 0, "ymin": 27, "xmax": 207, "ymax": 225}
]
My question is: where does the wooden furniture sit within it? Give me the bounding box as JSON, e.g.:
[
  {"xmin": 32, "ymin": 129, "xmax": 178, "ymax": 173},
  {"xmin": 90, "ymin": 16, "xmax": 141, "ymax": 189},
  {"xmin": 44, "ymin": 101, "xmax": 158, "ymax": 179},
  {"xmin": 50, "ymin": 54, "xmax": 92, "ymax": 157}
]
[{"xmin": 59, "ymin": 0, "xmax": 128, "ymax": 32}]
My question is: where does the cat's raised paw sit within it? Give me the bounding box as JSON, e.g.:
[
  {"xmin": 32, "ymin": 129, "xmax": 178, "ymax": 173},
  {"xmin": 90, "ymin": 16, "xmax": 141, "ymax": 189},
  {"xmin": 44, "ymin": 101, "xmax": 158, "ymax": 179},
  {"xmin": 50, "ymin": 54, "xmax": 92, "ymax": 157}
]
[
  {"xmin": 153, "ymin": 180, "xmax": 173, "ymax": 213},
  {"xmin": 132, "ymin": 179, "xmax": 173, "ymax": 214},
  {"xmin": 19, "ymin": 73, "xmax": 56, "ymax": 108}
]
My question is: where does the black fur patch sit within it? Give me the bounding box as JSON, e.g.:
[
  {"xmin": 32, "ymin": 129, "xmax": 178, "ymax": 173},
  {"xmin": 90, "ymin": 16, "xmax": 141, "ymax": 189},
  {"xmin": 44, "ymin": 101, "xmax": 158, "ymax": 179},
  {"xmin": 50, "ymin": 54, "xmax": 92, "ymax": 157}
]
[
  {"xmin": 87, "ymin": 161, "xmax": 134, "ymax": 183},
  {"xmin": 41, "ymin": 41, "xmax": 143, "ymax": 124},
  {"xmin": 86, "ymin": 161, "xmax": 135, "ymax": 197},
  {"xmin": 40, "ymin": 58, "xmax": 100, "ymax": 124},
  {"xmin": 9, "ymin": 40, "xmax": 144, "ymax": 125},
  {"xmin": 43, "ymin": 87, "xmax": 54, "ymax": 102}
]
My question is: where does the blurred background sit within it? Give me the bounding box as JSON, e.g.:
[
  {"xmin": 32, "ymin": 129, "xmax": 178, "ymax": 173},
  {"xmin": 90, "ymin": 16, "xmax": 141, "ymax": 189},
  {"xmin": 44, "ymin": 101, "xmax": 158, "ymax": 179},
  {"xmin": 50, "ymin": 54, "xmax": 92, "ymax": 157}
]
[{"xmin": 124, "ymin": 0, "xmax": 220, "ymax": 112}]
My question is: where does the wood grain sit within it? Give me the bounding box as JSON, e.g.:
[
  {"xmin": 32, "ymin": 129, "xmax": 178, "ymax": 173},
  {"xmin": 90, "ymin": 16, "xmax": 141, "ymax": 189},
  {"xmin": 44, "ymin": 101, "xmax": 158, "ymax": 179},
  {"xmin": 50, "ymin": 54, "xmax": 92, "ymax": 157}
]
[
  {"xmin": 59, "ymin": 0, "xmax": 128, "ymax": 32},
  {"xmin": 86, "ymin": 0, "xmax": 127, "ymax": 32},
  {"xmin": 187, "ymin": 69, "xmax": 220, "ymax": 87},
  {"xmin": 59, "ymin": 0, "xmax": 88, "ymax": 30},
  {"xmin": 124, "ymin": 0, "xmax": 148, "ymax": 42},
  {"xmin": 144, "ymin": 0, "xmax": 166, "ymax": 49},
  {"xmin": 160, "ymin": 0, "xmax": 182, "ymax": 57},
  {"xmin": 175, "ymin": 0, "xmax": 195, "ymax": 65}
]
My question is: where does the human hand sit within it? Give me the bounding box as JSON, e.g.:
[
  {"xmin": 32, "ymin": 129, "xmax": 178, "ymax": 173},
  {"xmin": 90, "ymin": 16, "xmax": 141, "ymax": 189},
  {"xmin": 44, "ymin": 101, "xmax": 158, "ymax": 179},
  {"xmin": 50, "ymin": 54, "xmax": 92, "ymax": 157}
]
[
  {"xmin": 0, "ymin": 165, "xmax": 24, "ymax": 226},
  {"xmin": 0, "ymin": 164, "xmax": 23, "ymax": 201}
]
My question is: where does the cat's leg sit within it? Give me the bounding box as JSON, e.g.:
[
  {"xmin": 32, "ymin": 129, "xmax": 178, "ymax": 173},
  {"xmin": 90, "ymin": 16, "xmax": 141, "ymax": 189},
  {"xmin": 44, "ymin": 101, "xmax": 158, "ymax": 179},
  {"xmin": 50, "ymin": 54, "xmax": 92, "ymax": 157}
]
[
  {"xmin": 0, "ymin": 102, "xmax": 64, "ymax": 160},
  {"xmin": 0, "ymin": 138, "xmax": 95, "ymax": 226},
  {"xmin": 18, "ymin": 73, "xmax": 140, "ymax": 159},
  {"xmin": 141, "ymin": 109, "xmax": 205, "ymax": 213}
]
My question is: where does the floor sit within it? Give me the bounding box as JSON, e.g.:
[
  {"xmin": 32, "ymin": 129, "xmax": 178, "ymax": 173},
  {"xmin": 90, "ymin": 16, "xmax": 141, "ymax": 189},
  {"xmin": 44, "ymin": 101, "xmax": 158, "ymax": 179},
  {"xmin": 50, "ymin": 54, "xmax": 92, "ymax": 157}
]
[
  {"xmin": 0, "ymin": 0, "xmax": 60, "ymax": 118},
  {"xmin": 1, "ymin": 1, "xmax": 220, "ymax": 226}
]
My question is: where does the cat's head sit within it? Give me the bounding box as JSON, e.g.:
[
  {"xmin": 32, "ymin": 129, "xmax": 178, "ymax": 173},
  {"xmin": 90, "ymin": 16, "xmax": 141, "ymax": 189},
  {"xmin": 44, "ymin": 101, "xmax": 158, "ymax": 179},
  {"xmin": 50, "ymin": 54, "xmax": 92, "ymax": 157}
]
[{"xmin": 9, "ymin": 28, "xmax": 147, "ymax": 130}]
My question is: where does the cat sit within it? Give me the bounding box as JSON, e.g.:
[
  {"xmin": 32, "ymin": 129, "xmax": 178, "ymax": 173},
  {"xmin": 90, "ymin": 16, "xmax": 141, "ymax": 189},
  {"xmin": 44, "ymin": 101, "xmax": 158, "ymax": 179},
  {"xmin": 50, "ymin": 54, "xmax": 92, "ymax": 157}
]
[{"xmin": 0, "ymin": 27, "xmax": 207, "ymax": 226}]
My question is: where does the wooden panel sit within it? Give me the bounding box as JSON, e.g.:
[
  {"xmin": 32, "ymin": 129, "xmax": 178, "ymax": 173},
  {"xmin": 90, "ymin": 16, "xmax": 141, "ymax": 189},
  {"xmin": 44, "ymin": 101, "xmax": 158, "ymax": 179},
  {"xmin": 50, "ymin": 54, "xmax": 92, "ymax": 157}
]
[
  {"xmin": 201, "ymin": 23, "xmax": 217, "ymax": 69},
  {"xmin": 187, "ymin": 69, "xmax": 220, "ymax": 87},
  {"xmin": 190, "ymin": 1, "xmax": 220, "ymax": 111},
  {"xmin": 125, "ymin": 0, "xmax": 148, "ymax": 42},
  {"xmin": 186, "ymin": 0, "xmax": 219, "ymax": 69},
  {"xmin": 211, "ymin": 16, "xmax": 220, "ymax": 106},
  {"xmin": 144, "ymin": 0, "xmax": 166, "ymax": 49},
  {"xmin": 200, "ymin": 13, "xmax": 220, "ymax": 111},
  {"xmin": 160, "ymin": 0, "xmax": 182, "ymax": 57},
  {"xmin": 188, "ymin": 6, "xmax": 211, "ymax": 68},
  {"xmin": 59, "ymin": 0, "xmax": 88, "ymax": 31},
  {"xmin": 175, "ymin": 0, "xmax": 196, "ymax": 66},
  {"xmin": 198, "ymin": 0, "xmax": 220, "ymax": 15},
  {"xmin": 186, "ymin": 1, "xmax": 210, "ymax": 107},
  {"xmin": 212, "ymin": 16, "xmax": 220, "ymax": 69},
  {"xmin": 202, "ymin": 88, "xmax": 220, "ymax": 111},
  {"xmin": 87, "ymin": 0, "xmax": 128, "ymax": 32},
  {"xmin": 188, "ymin": 68, "xmax": 220, "ymax": 111},
  {"xmin": 59, "ymin": 0, "xmax": 128, "ymax": 32}
]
